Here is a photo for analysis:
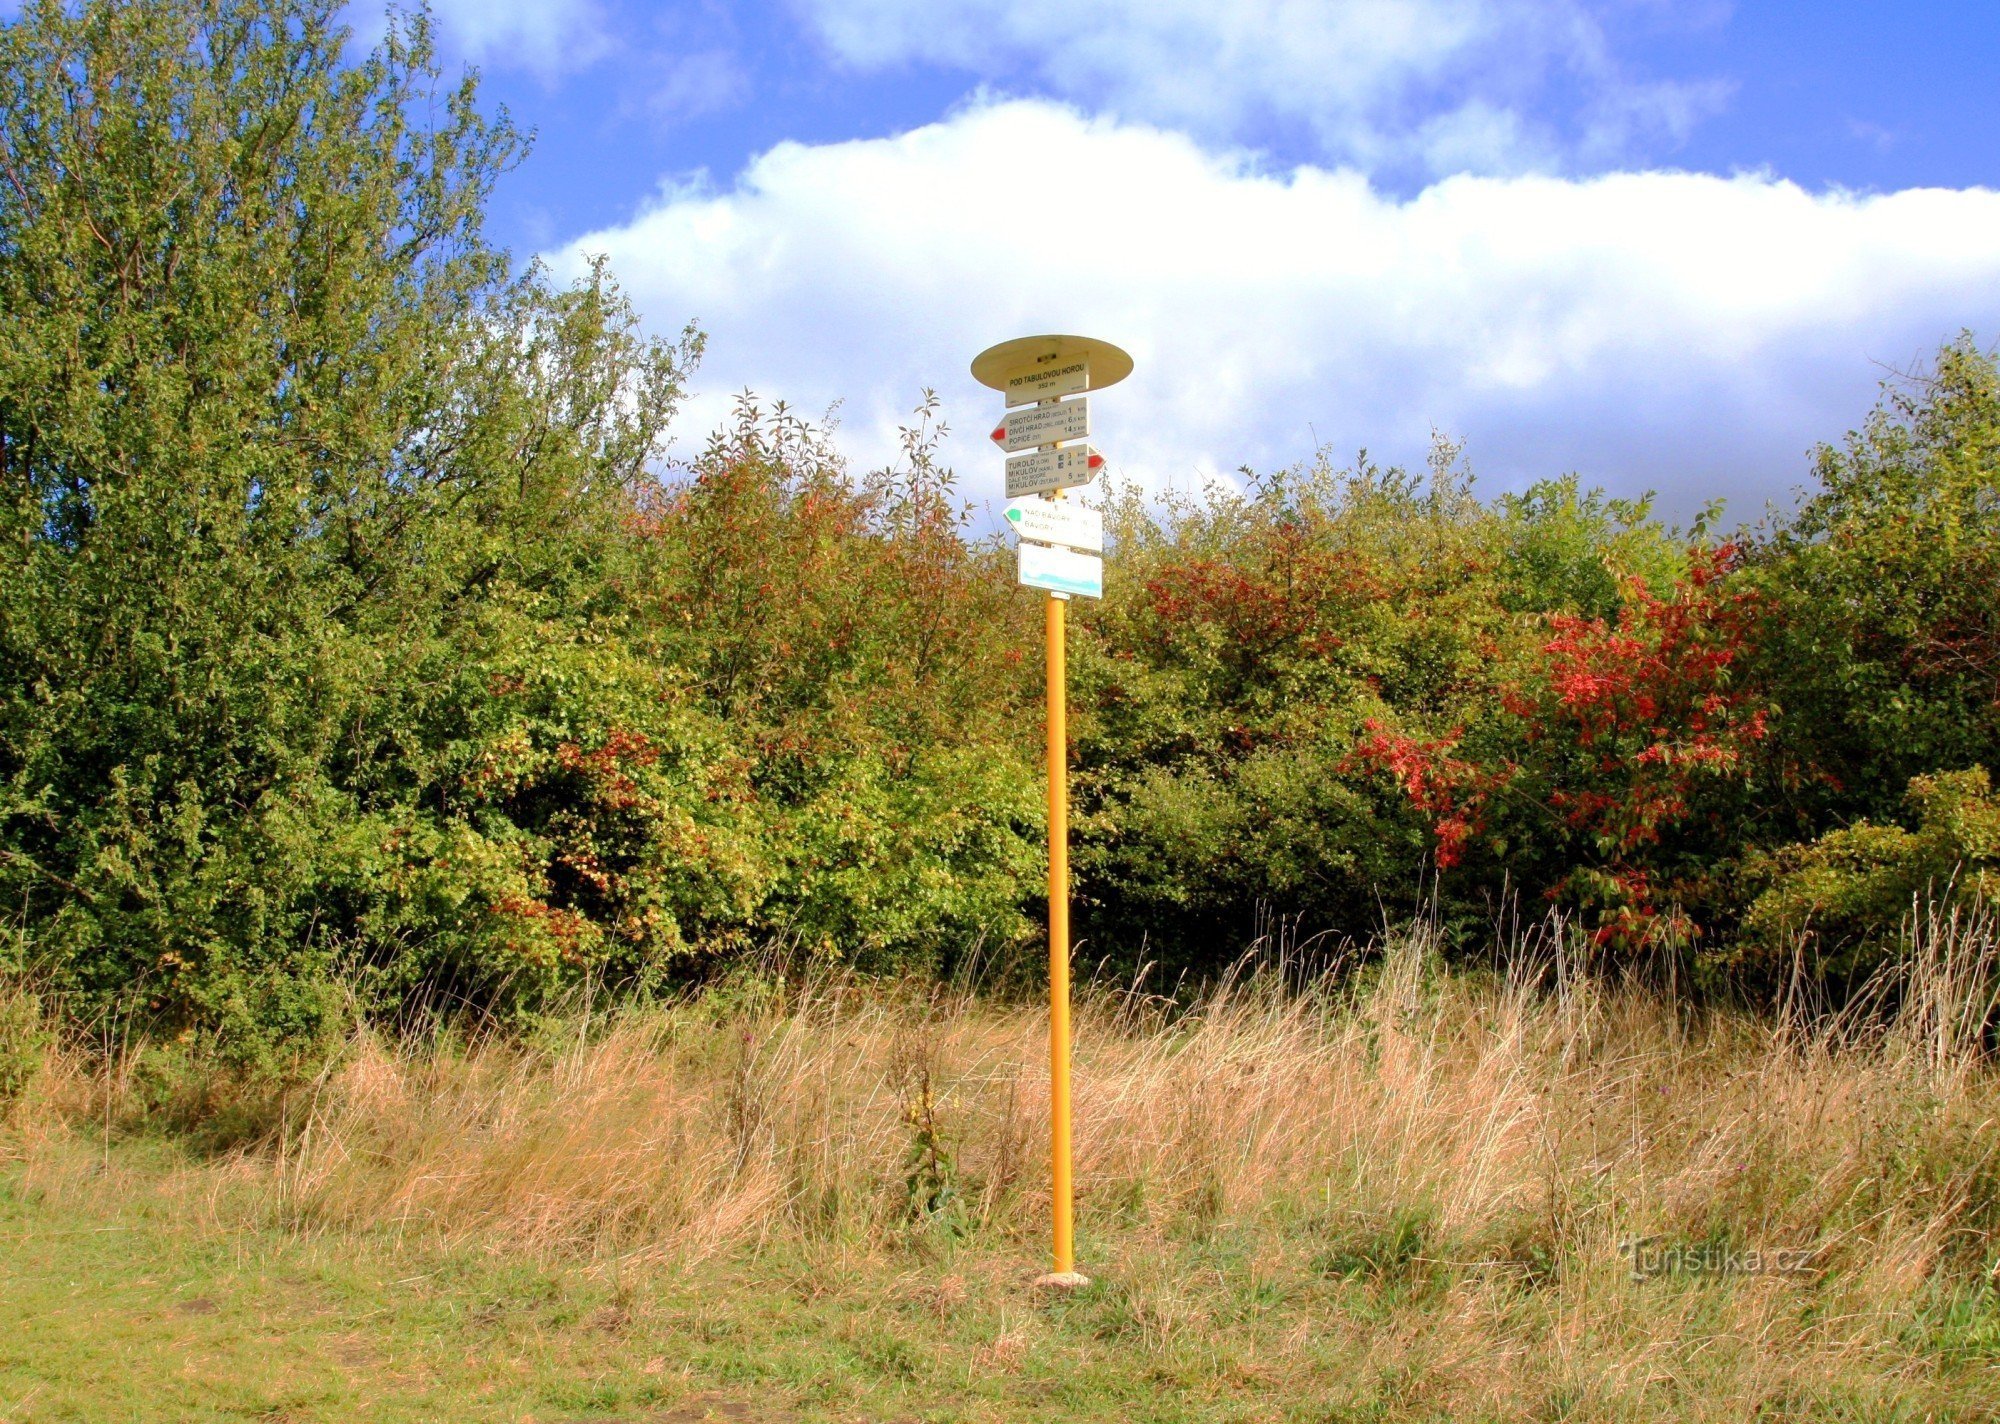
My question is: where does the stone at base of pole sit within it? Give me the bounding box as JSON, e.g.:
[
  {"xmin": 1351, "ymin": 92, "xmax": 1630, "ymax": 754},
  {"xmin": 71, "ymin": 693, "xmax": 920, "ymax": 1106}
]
[{"xmin": 1033, "ymin": 1270, "xmax": 1092, "ymax": 1291}]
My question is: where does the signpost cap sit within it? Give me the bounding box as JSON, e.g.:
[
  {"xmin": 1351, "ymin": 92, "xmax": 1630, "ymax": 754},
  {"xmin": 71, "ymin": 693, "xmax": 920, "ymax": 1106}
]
[{"xmin": 971, "ymin": 334, "xmax": 1133, "ymax": 394}]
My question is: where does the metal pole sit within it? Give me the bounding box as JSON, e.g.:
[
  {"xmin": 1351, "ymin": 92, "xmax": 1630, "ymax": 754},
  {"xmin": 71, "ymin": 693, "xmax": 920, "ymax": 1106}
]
[
  {"xmin": 1043, "ymin": 587, "xmax": 1085, "ymax": 1287},
  {"xmin": 967, "ymin": 334, "xmax": 1131, "ymax": 1294}
]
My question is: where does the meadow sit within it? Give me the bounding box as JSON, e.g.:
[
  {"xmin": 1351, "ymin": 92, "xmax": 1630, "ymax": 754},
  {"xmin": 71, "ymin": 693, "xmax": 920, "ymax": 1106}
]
[
  {"xmin": 4, "ymin": 5, "xmax": 2000, "ymax": 1418},
  {"xmin": 7, "ymin": 906, "xmax": 2000, "ymax": 1421},
  {"xmin": 5, "ymin": 0, "xmax": 1998, "ymax": 1057}
]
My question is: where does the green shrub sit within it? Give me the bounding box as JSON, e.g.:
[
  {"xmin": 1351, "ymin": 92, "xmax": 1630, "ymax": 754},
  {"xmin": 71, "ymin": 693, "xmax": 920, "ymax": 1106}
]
[
  {"xmin": 1747, "ymin": 338, "xmax": 2000, "ymax": 838},
  {"xmin": 0, "ymin": 2, "xmax": 1037, "ymax": 1059},
  {"xmin": 0, "ymin": 985, "xmax": 46, "ymax": 1109},
  {"xmin": 1734, "ymin": 768, "xmax": 2000, "ymax": 981}
]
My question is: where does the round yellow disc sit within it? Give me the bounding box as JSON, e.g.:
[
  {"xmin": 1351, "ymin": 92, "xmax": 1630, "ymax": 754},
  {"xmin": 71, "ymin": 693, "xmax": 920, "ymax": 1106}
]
[{"xmin": 970, "ymin": 334, "xmax": 1134, "ymax": 396}]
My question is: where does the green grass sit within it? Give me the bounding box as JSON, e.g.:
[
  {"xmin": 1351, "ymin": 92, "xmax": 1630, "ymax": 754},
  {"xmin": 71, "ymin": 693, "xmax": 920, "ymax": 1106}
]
[
  {"xmin": 3, "ymin": 1148, "xmax": 690, "ymax": 1422},
  {"xmin": 7, "ymin": 1136, "xmax": 1999, "ymax": 1423},
  {"xmin": 0, "ymin": 1152, "xmax": 1457, "ymax": 1424},
  {"xmin": 0, "ymin": 1139, "xmax": 1406, "ymax": 1423}
]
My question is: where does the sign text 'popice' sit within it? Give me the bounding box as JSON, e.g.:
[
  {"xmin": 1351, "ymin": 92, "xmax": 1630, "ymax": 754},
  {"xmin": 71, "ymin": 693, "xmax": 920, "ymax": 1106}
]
[{"xmin": 991, "ymin": 396, "xmax": 1089, "ymax": 453}]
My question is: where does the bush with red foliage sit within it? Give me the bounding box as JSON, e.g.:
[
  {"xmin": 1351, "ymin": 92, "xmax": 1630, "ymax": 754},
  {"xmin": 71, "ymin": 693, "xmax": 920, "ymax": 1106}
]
[{"xmin": 1347, "ymin": 541, "xmax": 1772, "ymax": 952}]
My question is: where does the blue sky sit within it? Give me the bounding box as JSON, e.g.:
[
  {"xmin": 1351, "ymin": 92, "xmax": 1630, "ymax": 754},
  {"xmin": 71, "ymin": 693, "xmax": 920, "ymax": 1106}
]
[
  {"xmin": 389, "ymin": 0, "xmax": 2000, "ymax": 520},
  {"xmin": 465, "ymin": 2, "xmax": 2000, "ymax": 248}
]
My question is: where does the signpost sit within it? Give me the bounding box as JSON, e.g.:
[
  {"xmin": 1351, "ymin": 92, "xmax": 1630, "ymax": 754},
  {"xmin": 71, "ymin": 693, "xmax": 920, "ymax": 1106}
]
[{"xmin": 971, "ymin": 333, "xmax": 1132, "ymax": 1293}]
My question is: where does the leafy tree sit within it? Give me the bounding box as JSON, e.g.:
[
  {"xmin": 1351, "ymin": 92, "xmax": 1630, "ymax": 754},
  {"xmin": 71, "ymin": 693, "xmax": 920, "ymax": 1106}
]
[
  {"xmin": 1068, "ymin": 446, "xmax": 1510, "ymax": 969},
  {"xmin": 0, "ymin": 0, "xmax": 691, "ymax": 1056},
  {"xmin": 1749, "ymin": 338, "xmax": 2000, "ymax": 834},
  {"xmin": 1071, "ymin": 447, "xmax": 1774, "ymax": 973},
  {"xmin": 1495, "ymin": 476, "xmax": 1693, "ymax": 620},
  {"xmin": 613, "ymin": 397, "xmax": 1042, "ymax": 971}
]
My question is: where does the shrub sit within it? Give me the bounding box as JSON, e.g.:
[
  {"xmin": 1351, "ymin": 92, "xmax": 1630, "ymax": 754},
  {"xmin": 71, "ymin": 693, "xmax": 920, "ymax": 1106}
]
[
  {"xmin": 1748, "ymin": 338, "xmax": 2000, "ymax": 837},
  {"xmin": 1069, "ymin": 446, "xmax": 1509, "ymax": 969},
  {"xmin": 1475, "ymin": 539, "xmax": 1772, "ymax": 955},
  {"xmin": 0, "ymin": 2, "xmax": 1038, "ymax": 1056},
  {"xmin": 0, "ymin": 984, "xmax": 46, "ymax": 1110},
  {"xmin": 1733, "ymin": 768, "xmax": 2000, "ymax": 983},
  {"xmin": 624, "ymin": 398, "xmax": 1042, "ymax": 973}
]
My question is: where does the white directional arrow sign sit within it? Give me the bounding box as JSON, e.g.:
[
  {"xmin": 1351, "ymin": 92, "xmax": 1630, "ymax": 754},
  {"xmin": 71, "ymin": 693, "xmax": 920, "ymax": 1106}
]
[
  {"xmin": 1005, "ymin": 498, "xmax": 1103, "ymax": 553},
  {"xmin": 1005, "ymin": 444, "xmax": 1103, "ymax": 499},
  {"xmin": 991, "ymin": 397, "xmax": 1089, "ymax": 453}
]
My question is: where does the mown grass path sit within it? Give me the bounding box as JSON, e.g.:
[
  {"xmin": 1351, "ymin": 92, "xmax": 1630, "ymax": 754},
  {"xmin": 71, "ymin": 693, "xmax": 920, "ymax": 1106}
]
[
  {"xmin": 2, "ymin": 1143, "xmax": 1328, "ymax": 1423},
  {"xmin": 2, "ymin": 1149, "xmax": 762, "ymax": 1422}
]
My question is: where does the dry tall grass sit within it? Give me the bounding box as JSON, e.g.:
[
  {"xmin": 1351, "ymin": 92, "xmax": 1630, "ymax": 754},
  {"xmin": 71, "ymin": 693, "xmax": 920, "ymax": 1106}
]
[{"xmin": 7, "ymin": 910, "xmax": 2000, "ymax": 1417}]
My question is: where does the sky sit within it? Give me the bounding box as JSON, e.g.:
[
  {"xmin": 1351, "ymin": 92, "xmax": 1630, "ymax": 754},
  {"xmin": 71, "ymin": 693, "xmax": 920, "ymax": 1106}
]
[{"xmin": 379, "ymin": 0, "xmax": 2000, "ymax": 522}]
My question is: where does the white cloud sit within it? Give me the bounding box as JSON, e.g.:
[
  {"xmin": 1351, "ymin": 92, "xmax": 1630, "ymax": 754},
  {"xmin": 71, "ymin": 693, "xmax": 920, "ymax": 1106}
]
[
  {"xmin": 551, "ymin": 100, "xmax": 2000, "ymax": 522},
  {"xmin": 365, "ymin": 0, "xmax": 612, "ymax": 80},
  {"xmin": 634, "ymin": 49, "xmax": 750, "ymax": 123},
  {"xmin": 789, "ymin": 0, "xmax": 1728, "ymax": 173}
]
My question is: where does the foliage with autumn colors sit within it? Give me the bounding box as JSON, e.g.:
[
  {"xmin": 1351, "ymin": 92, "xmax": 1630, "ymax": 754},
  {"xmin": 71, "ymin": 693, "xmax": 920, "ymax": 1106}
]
[
  {"xmin": 1061, "ymin": 458, "xmax": 1761, "ymax": 971},
  {"xmin": 3, "ymin": 1, "xmax": 1998, "ymax": 1062},
  {"xmin": 1067, "ymin": 405, "xmax": 1995, "ymax": 978}
]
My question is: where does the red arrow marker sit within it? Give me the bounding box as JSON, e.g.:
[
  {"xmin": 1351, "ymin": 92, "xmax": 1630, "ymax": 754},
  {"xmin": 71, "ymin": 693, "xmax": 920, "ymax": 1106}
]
[
  {"xmin": 1086, "ymin": 453, "xmax": 1104, "ymax": 469},
  {"xmin": 991, "ymin": 425, "xmax": 1008, "ymax": 445}
]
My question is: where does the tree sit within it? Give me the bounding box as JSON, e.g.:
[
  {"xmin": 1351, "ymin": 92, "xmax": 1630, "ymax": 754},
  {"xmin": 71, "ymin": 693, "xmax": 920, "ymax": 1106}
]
[
  {"xmin": 0, "ymin": 0, "xmax": 692, "ymax": 1057},
  {"xmin": 1749, "ymin": 338, "xmax": 2000, "ymax": 835}
]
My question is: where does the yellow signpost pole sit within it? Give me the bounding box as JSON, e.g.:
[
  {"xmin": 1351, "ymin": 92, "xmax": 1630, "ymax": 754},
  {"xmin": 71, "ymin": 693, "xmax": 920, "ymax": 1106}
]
[
  {"xmin": 970, "ymin": 333, "xmax": 1130, "ymax": 1293},
  {"xmin": 1045, "ymin": 586, "xmax": 1075, "ymax": 1281}
]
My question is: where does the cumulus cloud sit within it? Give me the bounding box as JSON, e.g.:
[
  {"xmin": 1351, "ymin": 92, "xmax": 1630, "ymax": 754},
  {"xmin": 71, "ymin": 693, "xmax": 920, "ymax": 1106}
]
[
  {"xmin": 552, "ymin": 100, "xmax": 2000, "ymax": 521},
  {"xmin": 789, "ymin": 0, "xmax": 1729, "ymax": 174}
]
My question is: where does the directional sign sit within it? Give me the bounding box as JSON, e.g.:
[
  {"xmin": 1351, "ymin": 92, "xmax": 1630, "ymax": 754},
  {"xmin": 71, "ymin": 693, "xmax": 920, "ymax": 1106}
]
[
  {"xmin": 1005, "ymin": 444, "xmax": 1103, "ymax": 499},
  {"xmin": 992, "ymin": 397, "xmax": 1089, "ymax": 453},
  {"xmin": 1005, "ymin": 497, "xmax": 1103, "ymax": 553},
  {"xmin": 1019, "ymin": 542, "xmax": 1103, "ymax": 600},
  {"xmin": 1004, "ymin": 358, "xmax": 1089, "ymax": 408}
]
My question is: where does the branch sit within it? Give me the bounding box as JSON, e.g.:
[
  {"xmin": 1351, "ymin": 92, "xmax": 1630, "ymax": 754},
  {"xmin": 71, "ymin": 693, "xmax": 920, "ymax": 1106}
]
[{"xmin": 0, "ymin": 848, "xmax": 97, "ymax": 906}]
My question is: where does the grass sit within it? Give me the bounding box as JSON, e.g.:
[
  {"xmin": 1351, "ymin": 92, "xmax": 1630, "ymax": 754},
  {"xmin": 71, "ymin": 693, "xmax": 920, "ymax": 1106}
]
[{"xmin": 3, "ymin": 912, "xmax": 2000, "ymax": 1421}]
